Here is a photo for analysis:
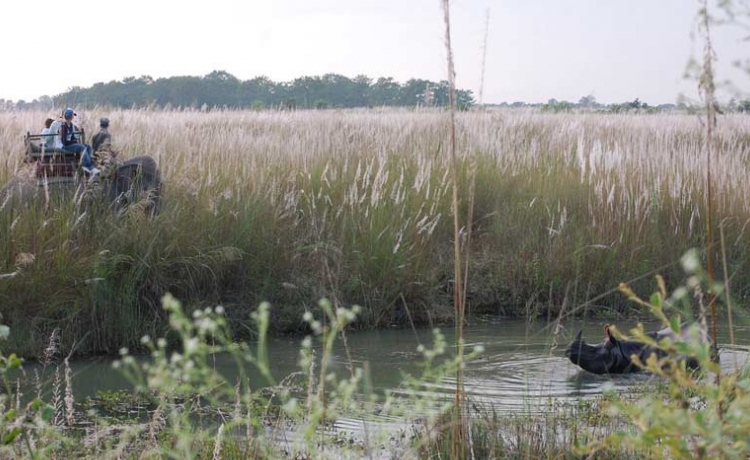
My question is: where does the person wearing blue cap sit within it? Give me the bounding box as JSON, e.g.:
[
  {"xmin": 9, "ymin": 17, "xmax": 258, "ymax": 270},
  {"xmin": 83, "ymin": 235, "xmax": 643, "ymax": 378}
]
[
  {"xmin": 92, "ymin": 117, "xmax": 112, "ymax": 153},
  {"xmin": 60, "ymin": 108, "xmax": 99, "ymax": 177}
]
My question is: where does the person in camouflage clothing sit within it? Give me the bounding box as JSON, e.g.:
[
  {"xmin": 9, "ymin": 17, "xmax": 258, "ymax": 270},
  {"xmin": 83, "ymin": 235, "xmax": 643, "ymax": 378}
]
[{"xmin": 92, "ymin": 117, "xmax": 112, "ymax": 153}]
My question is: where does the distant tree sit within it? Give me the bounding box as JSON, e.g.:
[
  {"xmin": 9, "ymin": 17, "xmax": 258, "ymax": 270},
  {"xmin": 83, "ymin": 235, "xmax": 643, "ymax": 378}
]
[
  {"xmin": 239, "ymin": 76, "xmax": 276, "ymax": 107},
  {"xmin": 351, "ymin": 75, "xmax": 372, "ymax": 107},
  {"xmin": 203, "ymin": 71, "xmax": 241, "ymax": 107},
  {"xmin": 370, "ymin": 77, "xmax": 401, "ymax": 106},
  {"xmin": 282, "ymin": 98, "xmax": 296, "ymax": 111},
  {"xmin": 727, "ymin": 98, "xmax": 738, "ymax": 112},
  {"xmin": 578, "ymin": 94, "xmax": 597, "ymax": 108},
  {"xmin": 739, "ymin": 100, "xmax": 750, "ymax": 113},
  {"xmin": 290, "ymin": 76, "xmax": 322, "ymax": 108},
  {"xmin": 456, "ymin": 89, "xmax": 475, "ymax": 110},
  {"xmin": 422, "ymin": 84, "xmax": 436, "ymax": 106},
  {"xmin": 543, "ymin": 98, "xmax": 573, "ymax": 112},
  {"xmin": 657, "ymin": 103, "xmax": 677, "ymax": 112},
  {"xmin": 400, "ymin": 79, "xmax": 432, "ymax": 106}
]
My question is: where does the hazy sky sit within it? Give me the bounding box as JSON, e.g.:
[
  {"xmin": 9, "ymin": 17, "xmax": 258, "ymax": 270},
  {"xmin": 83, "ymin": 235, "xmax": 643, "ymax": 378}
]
[{"xmin": 2, "ymin": 0, "xmax": 747, "ymax": 104}]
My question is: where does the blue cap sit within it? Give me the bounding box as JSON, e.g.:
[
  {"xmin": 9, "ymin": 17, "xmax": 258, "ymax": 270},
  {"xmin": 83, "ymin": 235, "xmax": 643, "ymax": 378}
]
[
  {"xmin": 63, "ymin": 108, "xmax": 76, "ymax": 119},
  {"xmin": 100, "ymin": 117, "xmax": 110, "ymax": 127}
]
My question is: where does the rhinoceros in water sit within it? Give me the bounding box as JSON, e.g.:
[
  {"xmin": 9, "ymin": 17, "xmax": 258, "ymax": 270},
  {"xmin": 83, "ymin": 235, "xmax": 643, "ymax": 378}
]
[{"xmin": 565, "ymin": 324, "xmax": 708, "ymax": 375}]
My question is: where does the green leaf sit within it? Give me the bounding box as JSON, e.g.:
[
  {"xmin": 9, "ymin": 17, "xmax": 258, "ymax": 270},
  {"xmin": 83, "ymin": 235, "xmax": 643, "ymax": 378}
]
[
  {"xmin": 41, "ymin": 406, "xmax": 55, "ymax": 422},
  {"xmin": 650, "ymin": 292, "xmax": 662, "ymax": 308},
  {"xmin": 3, "ymin": 410, "xmax": 16, "ymax": 421},
  {"xmin": 1, "ymin": 427, "xmax": 21, "ymax": 445},
  {"xmin": 7, "ymin": 354, "xmax": 22, "ymax": 369},
  {"xmin": 670, "ymin": 316, "xmax": 681, "ymax": 333}
]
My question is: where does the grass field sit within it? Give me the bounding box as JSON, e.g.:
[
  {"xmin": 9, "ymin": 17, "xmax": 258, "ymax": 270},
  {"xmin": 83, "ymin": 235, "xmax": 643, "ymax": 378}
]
[{"xmin": 1, "ymin": 108, "xmax": 749, "ymax": 357}]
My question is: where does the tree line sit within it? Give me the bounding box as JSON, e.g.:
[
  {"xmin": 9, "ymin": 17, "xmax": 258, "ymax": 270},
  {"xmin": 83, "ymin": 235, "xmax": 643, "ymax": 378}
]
[
  {"xmin": 3, "ymin": 71, "xmax": 475, "ymax": 111},
  {"xmin": 496, "ymin": 95, "xmax": 750, "ymax": 114}
]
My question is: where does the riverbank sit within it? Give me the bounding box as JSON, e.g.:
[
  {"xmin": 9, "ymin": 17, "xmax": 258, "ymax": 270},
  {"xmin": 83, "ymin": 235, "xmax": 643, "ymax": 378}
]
[{"xmin": 2, "ymin": 109, "xmax": 750, "ymax": 357}]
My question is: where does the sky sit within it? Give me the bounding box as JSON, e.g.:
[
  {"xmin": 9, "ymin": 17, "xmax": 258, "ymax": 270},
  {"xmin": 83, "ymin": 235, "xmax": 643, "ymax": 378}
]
[{"xmin": 1, "ymin": 0, "xmax": 747, "ymax": 105}]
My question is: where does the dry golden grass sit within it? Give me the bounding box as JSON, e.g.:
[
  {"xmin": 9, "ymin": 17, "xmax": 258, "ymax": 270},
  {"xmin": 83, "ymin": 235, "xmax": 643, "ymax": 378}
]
[{"xmin": 1, "ymin": 108, "xmax": 749, "ymax": 355}]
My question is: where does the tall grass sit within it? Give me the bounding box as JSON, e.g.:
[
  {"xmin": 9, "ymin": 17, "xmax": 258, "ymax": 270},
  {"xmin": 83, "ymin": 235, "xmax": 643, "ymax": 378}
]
[
  {"xmin": 439, "ymin": 1, "xmax": 471, "ymax": 458},
  {"xmin": 1, "ymin": 109, "xmax": 750, "ymax": 356}
]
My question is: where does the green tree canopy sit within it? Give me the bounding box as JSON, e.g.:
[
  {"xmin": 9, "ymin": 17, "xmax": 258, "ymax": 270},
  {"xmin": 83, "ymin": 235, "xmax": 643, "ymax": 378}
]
[{"xmin": 44, "ymin": 71, "xmax": 475, "ymax": 110}]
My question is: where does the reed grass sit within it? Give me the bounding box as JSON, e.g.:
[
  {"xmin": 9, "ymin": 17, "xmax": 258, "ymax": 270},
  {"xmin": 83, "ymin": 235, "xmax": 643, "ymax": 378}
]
[
  {"xmin": 1, "ymin": 108, "xmax": 750, "ymax": 356},
  {"xmin": 439, "ymin": 1, "xmax": 470, "ymax": 457}
]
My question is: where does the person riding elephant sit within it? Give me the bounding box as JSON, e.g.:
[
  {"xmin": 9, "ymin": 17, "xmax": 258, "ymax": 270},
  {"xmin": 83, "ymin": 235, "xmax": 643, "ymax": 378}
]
[
  {"xmin": 92, "ymin": 117, "xmax": 112, "ymax": 153},
  {"xmin": 60, "ymin": 108, "xmax": 99, "ymax": 177}
]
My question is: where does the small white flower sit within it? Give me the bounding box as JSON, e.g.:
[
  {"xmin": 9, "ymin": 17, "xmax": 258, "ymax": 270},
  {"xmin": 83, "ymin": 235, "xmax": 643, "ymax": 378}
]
[
  {"xmin": 302, "ymin": 311, "xmax": 313, "ymax": 322},
  {"xmin": 185, "ymin": 337, "xmax": 199, "ymax": 354},
  {"xmin": 215, "ymin": 305, "xmax": 225, "ymax": 315},
  {"xmin": 681, "ymin": 250, "xmax": 700, "ymax": 273},
  {"xmin": 140, "ymin": 335, "xmax": 151, "ymax": 345},
  {"xmin": 119, "ymin": 347, "xmax": 129, "ymax": 356}
]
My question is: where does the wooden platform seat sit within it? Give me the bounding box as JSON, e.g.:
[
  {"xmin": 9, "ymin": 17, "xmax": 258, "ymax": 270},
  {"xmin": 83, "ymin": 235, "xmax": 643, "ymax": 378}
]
[{"xmin": 24, "ymin": 132, "xmax": 83, "ymax": 179}]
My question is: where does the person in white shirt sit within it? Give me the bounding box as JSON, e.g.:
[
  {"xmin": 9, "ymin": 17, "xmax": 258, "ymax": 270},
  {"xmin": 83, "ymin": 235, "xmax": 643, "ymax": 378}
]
[
  {"xmin": 40, "ymin": 118, "xmax": 54, "ymax": 149},
  {"xmin": 47, "ymin": 116, "xmax": 63, "ymax": 149}
]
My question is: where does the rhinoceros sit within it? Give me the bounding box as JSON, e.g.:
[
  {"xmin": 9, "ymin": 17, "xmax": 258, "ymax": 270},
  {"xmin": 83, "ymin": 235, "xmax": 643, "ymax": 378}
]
[{"xmin": 565, "ymin": 323, "xmax": 708, "ymax": 375}]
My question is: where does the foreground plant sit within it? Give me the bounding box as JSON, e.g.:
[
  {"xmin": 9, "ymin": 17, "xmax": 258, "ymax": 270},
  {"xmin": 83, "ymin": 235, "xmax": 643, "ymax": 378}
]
[
  {"xmin": 0, "ymin": 315, "xmax": 64, "ymax": 459},
  {"xmin": 0, "ymin": 293, "xmax": 487, "ymax": 459},
  {"xmin": 585, "ymin": 250, "xmax": 750, "ymax": 459}
]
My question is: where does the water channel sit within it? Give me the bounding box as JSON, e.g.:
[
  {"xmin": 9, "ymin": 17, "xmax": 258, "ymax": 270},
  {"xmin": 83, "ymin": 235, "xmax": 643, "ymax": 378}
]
[{"xmin": 42, "ymin": 317, "xmax": 749, "ymax": 418}]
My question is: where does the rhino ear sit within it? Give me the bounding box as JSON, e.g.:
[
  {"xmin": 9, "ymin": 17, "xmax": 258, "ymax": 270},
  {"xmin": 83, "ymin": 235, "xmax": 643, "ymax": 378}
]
[
  {"xmin": 575, "ymin": 330, "xmax": 582, "ymax": 342},
  {"xmin": 605, "ymin": 324, "xmax": 618, "ymax": 344}
]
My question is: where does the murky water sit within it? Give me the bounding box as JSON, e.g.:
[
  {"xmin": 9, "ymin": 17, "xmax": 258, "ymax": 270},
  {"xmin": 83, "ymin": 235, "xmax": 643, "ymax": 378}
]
[{"xmin": 22, "ymin": 317, "xmax": 750, "ymax": 423}]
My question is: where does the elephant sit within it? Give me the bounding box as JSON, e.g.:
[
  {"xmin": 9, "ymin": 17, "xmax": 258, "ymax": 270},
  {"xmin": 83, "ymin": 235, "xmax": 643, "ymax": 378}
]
[
  {"xmin": 105, "ymin": 155, "xmax": 162, "ymax": 216},
  {"xmin": 565, "ymin": 324, "xmax": 707, "ymax": 375},
  {"xmin": 0, "ymin": 152, "xmax": 161, "ymax": 216}
]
